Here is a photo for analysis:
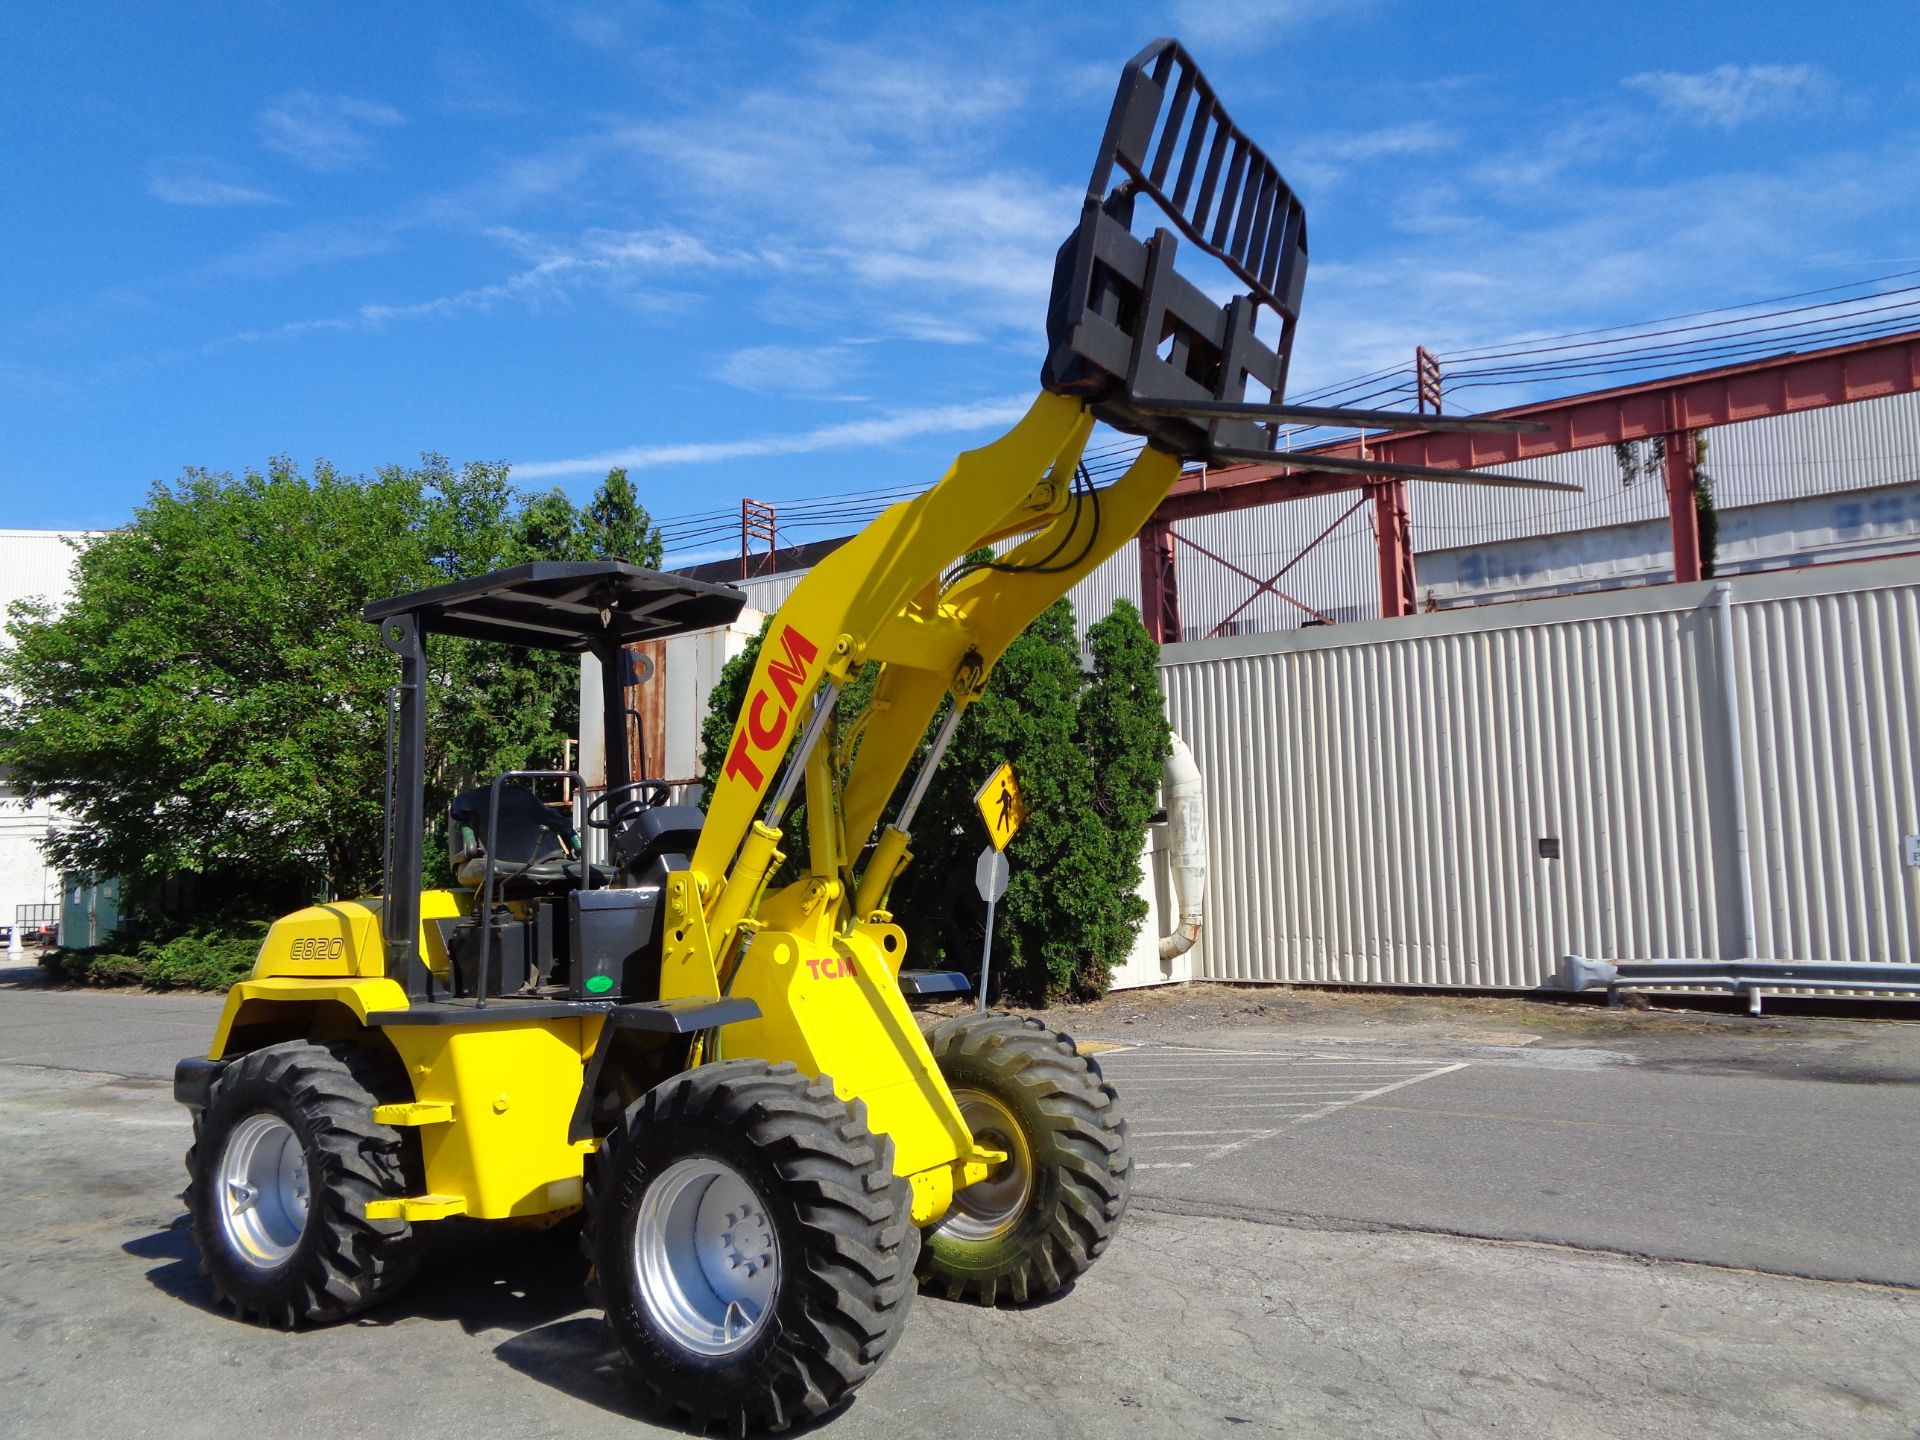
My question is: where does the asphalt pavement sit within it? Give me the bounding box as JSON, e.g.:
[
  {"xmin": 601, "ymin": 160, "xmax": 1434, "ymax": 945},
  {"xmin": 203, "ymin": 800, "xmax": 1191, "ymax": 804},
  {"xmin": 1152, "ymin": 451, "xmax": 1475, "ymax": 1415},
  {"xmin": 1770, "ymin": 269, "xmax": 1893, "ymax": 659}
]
[
  {"xmin": 3, "ymin": 959, "xmax": 1918, "ymax": 1438},
  {"xmin": 1101, "ymin": 1037, "xmax": 1920, "ymax": 1286}
]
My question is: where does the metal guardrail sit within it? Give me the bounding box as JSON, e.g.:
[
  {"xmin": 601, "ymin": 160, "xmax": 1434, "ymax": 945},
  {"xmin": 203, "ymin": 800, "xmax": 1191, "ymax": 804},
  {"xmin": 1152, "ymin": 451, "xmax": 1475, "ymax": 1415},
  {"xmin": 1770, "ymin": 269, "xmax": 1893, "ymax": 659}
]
[{"xmin": 1557, "ymin": 954, "xmax": 1920, "ymax": 1015}]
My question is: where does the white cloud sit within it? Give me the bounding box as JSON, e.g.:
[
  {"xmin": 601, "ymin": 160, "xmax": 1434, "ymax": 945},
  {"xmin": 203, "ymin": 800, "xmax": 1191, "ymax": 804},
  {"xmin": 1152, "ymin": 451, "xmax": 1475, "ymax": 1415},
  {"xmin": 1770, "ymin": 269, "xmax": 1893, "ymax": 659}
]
[
  {"xmin": 1321, "ymin": 122, "xmax": 1454, "ymax": 164},
  {"xmin": 203, "ymin": 223, "xmax": 394, "ymax": 281},
  {"xmin": 602, "ymin": 44, "xmax": 1070, "ymax": 337},
  {"xmin": 511, "ymin": 395, "xmax": 1034, "ymax": 479},
  {"xmin": 1623, "ymin": 63, "xmax": 1828, "ymax": 129},
  {"xmin": 885, "ymin": 314, "xmax": 985, "ymax": 345},
  {"xmin": 258, "ymin": 91, "xmax": 405, "ymax": 170},
  {"xmin": 386, "ymin": 226, "xmax": 744, "ymax": 319},
  {"xmin": 228, "ymin": 226, "xmax": 752, "ymax": 341},
  {"xmin": 1168, "ymin": 0, "xmax": 1365, "ymax": 46},
  {"xmin": 148, "ymin": 173, "xmax": 282, "ymax": 207},
  {"xmin": 712, "ymin": 344, "xmax": 863, "ymax": 395},
  {"xmin": 1288, "ymin": 121, "xmax": 1458, "ymax": 193},
  {"xmin": 432, "ymin": 50, "xmax": 528, "ymax": 116}
]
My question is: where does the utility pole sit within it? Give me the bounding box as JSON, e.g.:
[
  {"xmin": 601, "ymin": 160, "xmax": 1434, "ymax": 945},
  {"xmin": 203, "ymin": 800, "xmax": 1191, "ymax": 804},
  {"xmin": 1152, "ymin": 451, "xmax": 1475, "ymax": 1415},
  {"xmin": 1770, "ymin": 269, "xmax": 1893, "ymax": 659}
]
[{"xmin": 740, "ymin": 499, "xmax": 777, "ymax": 580}]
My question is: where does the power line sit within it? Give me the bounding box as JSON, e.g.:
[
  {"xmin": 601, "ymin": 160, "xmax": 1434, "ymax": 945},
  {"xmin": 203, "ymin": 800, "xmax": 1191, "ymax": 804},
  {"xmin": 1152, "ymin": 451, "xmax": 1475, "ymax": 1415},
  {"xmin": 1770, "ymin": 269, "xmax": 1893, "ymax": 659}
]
[
  {"xmin": 1445, "ymin": 297, "xmax": 1920, "ymax": 381},
  {"xmin": 1445, "ymin": 312, "xmax": 1920, "ymax": 394},
  {"xmin": 1434, "ymin": 266, "xmax": 1920, "ymax": 361}
]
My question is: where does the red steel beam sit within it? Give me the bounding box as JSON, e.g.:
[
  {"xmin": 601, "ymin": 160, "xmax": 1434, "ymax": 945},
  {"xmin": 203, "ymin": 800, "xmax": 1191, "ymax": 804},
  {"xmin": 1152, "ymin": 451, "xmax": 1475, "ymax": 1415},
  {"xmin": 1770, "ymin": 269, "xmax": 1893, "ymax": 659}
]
[
  {"xmin": 1373, "ymin": 480, "xmax": 1417, "ymax": 616},
  {"xmin": 1137, "ymin": 516, "xmax": 1182, "ymax": 644},
  {"xmin": 1663, "ymin": 433, "xmax": 1703, "ymax": 584},
  {"xmin": 1157, "ymin": 328, "xmax": 1920, "ymax": 523}
]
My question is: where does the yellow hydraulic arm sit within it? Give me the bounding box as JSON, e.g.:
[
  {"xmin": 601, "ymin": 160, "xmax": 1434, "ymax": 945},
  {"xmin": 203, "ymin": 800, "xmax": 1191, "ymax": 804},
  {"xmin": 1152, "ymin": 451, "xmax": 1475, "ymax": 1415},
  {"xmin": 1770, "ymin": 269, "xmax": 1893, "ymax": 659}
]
[{"xmin": 683, "ymin": 391, "xmax": 1177, "ymax": 954}]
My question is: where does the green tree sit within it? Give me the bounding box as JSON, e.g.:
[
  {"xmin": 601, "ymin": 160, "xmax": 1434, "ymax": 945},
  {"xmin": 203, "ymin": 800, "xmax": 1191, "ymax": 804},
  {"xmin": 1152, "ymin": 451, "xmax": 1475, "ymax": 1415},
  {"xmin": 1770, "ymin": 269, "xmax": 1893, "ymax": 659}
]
[
  {"xmin": 1692, "ymin": 430, "xmax": 1719, "ymax": 579},
  {"xmin": 513, "ymin": 488, "xmax": 588, "ymax": 562},
  {"xmin": 0, "ymin": 454, "xmax": 665, "ymax": 927},
  {"xmin": 892, "ymin": 597, "xmax": 1103, "ymax": 1001},
  {"xmin": 0, "ymin": 459, "xmax": 428, "ymax": 912},
  {"xmin": 585, "ymin": 468, "xmax": 663, "ymax": 567},
  {"xmin": 1076, "ymin": 599, "xmax": 1172, "ymax": 990}
]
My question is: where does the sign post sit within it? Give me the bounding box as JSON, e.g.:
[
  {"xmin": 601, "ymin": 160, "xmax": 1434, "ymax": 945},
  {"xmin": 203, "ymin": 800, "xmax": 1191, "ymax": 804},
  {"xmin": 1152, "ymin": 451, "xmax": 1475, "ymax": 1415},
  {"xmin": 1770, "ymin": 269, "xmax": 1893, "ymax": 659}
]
[
  {"xmin": 973, "ymin": 846, "xmax": 1009, "ymax": 1012},
  {"xmin": 970, "ymin": 764, "xmax": 1025, "ymax": 1010}
]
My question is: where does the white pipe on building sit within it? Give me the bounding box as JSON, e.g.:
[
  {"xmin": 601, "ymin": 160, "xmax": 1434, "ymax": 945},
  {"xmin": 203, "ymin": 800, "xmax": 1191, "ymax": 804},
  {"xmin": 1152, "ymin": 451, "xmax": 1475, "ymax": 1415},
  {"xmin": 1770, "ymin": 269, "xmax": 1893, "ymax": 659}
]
[{"xmin": 1158, "ymin": 731, "xmax": 1207, "ymax": 961}]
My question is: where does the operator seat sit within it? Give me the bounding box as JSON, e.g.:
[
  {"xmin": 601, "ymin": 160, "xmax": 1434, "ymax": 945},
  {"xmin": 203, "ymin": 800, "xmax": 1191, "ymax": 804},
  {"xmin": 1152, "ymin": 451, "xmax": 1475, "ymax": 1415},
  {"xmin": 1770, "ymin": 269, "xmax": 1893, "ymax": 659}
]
[{"xmin": 449, "ymin": 784, "xmax": 607, "ymax": 897}]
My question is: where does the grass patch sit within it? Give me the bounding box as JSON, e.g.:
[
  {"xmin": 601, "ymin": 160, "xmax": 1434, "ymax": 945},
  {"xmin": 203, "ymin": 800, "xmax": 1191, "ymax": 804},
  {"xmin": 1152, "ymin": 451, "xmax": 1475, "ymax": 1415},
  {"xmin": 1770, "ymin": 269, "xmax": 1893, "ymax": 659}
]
[{"xmin": 40, "ymin": 922, "xmax": 266, "ymax": 992}]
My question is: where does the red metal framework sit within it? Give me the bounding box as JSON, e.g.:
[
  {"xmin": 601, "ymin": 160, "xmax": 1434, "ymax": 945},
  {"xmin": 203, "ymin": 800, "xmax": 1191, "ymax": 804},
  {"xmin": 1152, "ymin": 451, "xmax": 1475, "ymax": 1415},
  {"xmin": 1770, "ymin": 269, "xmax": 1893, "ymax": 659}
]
[
  {"xmin": 1186, "ymin": 498, "xmax": 1361, "ymax": 635},
  {"xmin": 1138, "ymin": 329, "xmax": 1920, "ymax": 639}
]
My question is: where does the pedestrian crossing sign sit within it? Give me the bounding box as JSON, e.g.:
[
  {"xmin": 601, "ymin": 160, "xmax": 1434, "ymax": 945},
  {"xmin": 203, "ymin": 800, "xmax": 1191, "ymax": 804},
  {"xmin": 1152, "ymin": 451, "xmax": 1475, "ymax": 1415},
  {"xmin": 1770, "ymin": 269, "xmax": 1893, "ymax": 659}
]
[{"xmin": 973, "ymin": 762, "xmax": 1026, "ymax": 851}]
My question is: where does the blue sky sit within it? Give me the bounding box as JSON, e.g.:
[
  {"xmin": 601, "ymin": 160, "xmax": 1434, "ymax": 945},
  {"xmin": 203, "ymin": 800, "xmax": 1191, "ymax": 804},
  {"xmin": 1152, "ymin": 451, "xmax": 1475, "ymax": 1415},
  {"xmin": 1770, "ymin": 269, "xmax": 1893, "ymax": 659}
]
[{"xmin": 4, "ymin": 1, "xmax": 1916, "ymax": 556}]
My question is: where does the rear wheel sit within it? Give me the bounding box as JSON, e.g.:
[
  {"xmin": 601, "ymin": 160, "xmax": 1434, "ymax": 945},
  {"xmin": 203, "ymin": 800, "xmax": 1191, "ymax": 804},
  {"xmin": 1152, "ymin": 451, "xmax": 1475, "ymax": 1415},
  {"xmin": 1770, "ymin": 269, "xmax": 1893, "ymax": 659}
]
[
  {"xmin": 185, "ymin": 1040, "xmax": 424, "ymax": 1327},
  {"xmin": 918, "ymin": 1013, "xmax": 1131, "ymax": 1305},
  {"xmin": 587, "ymin": 1060, "xmax": 918, "ymax": 1434}
]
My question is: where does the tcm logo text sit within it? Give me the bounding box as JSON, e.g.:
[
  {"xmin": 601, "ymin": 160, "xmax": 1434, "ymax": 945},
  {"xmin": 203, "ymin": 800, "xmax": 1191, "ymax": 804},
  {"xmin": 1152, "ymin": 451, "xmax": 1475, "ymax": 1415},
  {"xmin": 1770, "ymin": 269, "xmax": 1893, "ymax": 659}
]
[
  {"xmin": 722, "ymin": 624, "xmax": 819, "ymax": 790},
  {"xmin": 806, "ymin": 955, "xmax": 857, "ymax": 980}
]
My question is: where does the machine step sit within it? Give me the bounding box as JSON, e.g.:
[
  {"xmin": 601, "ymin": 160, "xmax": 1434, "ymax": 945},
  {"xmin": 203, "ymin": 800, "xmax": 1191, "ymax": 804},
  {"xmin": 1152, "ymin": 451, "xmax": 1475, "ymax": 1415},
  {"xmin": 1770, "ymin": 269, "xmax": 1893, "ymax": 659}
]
[
  {"xmin": 371, "ymin": 1100, "xmax": 455, "ymax": 1126},
  {"xmin": 364, "ymin": 1193, "xmax": 468, "ymax": 1221}
]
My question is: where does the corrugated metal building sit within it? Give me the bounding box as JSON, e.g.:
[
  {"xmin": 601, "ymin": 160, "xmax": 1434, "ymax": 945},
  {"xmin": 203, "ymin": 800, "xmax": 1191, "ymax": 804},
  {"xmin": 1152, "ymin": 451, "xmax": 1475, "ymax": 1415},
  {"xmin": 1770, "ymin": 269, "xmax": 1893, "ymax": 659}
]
[{"xmin": 1160, "ymin": 556, "xmax": 1920, "ymax": 987}]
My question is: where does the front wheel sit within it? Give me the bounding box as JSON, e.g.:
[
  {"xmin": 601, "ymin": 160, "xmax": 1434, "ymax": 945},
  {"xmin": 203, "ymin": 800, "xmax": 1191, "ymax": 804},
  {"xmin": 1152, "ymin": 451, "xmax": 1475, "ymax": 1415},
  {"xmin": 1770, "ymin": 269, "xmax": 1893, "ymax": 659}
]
[
  {"xmin": 184, "ymin": 1040, "xmax": 424, "ymax": 1327},
  {"xmin": 587, "ymin": 1060, "xmax": 919, "ymax": 1434},
  {"xmin": 918, "ymin": 1013, "xmax": 1132, "ymax": 1305}
]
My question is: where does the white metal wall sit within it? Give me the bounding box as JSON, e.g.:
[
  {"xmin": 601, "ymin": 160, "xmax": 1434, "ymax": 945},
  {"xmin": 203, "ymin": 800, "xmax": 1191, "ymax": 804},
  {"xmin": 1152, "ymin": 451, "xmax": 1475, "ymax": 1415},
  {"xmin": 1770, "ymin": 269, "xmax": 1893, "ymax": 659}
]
[
  {"xmin": 1161, "ymin": 555, "xmax": 1920, "ymax": 986},
  {"xmin": 0, "ymin": 531, "xmax": 98, "ymax": 929},
  {"xmin": 1736, "ymin": 576, "xmax": 1920, "ymax": 966}
]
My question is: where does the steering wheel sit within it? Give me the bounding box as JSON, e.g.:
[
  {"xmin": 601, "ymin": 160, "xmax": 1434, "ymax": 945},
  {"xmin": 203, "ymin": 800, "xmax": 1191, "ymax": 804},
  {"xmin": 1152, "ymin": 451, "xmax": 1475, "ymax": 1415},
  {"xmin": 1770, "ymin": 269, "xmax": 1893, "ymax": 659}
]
[{"xmin": 585, "ymin": 780, "xmax": 674, "ymax": 831}]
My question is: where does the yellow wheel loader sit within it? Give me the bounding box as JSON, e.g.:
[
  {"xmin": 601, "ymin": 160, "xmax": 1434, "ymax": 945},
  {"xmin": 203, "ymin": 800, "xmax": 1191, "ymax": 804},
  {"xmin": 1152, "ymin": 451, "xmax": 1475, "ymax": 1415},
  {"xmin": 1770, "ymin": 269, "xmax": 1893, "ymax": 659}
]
[{"xmin": 175, "ymin": 39, "xmax": 1553, "ymax": 1433}]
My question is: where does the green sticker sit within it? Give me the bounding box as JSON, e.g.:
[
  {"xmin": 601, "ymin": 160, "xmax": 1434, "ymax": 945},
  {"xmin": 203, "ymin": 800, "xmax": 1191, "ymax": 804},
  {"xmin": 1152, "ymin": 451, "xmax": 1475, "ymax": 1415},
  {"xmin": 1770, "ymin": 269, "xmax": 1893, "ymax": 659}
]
[{"xmin": 585, "ymin": 974, "xmax": 614, "ymax": 995}]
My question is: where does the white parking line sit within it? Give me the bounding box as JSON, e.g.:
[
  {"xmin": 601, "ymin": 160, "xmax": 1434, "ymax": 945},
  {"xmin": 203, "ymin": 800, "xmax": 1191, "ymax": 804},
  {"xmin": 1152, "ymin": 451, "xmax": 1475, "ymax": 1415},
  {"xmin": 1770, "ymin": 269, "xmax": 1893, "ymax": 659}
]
[
  {"xmin": 1113, "ymin": 1073, "xmax": 1441, "ymax": 1081},
  {"xmin": 1103, "ymin": 1053, "xmax": 1445, "ymax": 1063},
  {"xmin": 1146, "ymin": 1142, "xmax": 1241, "ymax": 1151},
  {"xmin": 1104, "ymin": 1053, "xmax": 1426, "ymax": 1059},
  {"xmin": 1105, "ymin": 1059, "xmax": 1443, "ymax": 1075},
  {"xmin": 1107, "ymin": 1046, "xmax": 1470, "ymax": 1171},
  {"xmin": 1104, "ymin": 1061, "xmax": 1441, "ymax": 1069},
  {"xmin": 1198, "ymin": 1090, "xmax": 1397, "ymax": 1098},
  {"xmin": 1210, "ymin": 1064, "xmax": 1469, "ymax": 1159}
]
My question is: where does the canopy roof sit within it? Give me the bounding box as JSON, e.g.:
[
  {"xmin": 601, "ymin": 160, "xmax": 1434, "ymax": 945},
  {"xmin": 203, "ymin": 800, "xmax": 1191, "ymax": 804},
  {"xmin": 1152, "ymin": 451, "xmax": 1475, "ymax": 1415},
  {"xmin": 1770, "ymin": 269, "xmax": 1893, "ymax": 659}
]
[{"xmin": 362, "ymin": 561, "xmax": 747, "ymax": 653}]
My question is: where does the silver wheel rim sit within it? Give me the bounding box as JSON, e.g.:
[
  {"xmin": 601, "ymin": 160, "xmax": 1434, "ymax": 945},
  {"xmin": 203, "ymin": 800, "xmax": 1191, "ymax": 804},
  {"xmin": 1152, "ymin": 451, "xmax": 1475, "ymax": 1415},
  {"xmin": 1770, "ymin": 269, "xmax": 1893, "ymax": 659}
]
[
  {"xmin": 942, "ymin": 1089, "xmax": 1034, "ymax": 1243},
  {"xmin": 633, "ymin": 1156, "xmax": 779, "ymax": 1357},
  {"xmin": 216, "ymin": 1111, "xmax": 310, "ymax": 1269}
]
